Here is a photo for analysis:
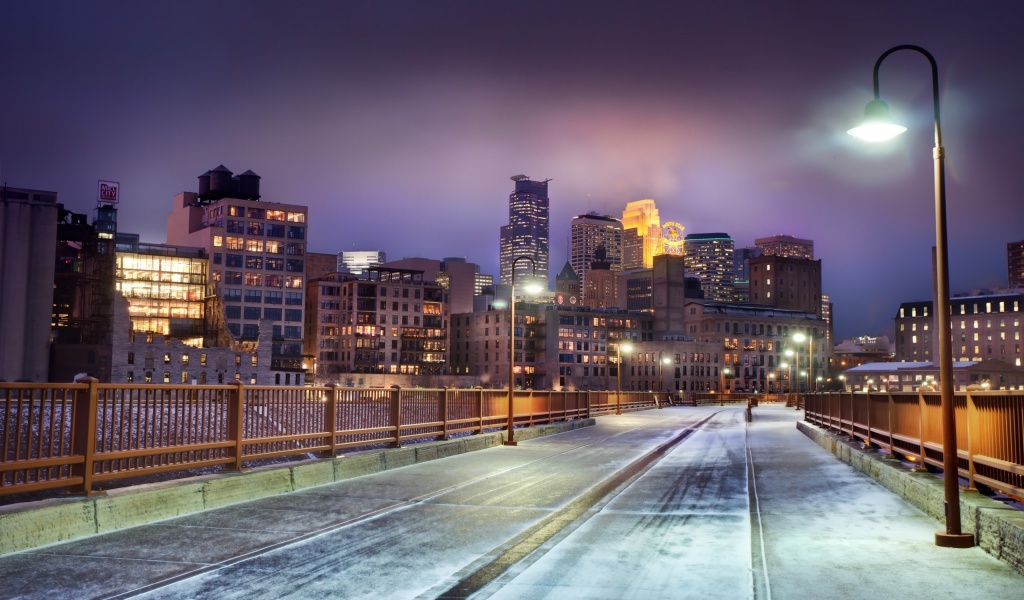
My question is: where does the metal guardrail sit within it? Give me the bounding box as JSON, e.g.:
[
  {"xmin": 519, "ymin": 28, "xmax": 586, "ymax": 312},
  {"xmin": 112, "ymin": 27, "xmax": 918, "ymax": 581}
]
[
  {"xmin": 802, "ymin": 391, "xmax": 1024, "ymax": 500},
  {"xmin": 0, "ymin": 381, "xmax": 659, "ymax": 497}
]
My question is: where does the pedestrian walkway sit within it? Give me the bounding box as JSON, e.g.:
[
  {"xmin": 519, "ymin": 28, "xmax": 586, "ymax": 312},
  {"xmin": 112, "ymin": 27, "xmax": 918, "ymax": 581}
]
[{"xmin": 1, "ymin": 406, "xmax": 1021, "ymax": 599}]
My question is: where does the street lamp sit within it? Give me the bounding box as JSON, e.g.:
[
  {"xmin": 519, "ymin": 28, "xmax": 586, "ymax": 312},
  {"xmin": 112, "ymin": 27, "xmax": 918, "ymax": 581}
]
[
  {"xmin": 793, "ymin": 331, "xmax": 813, "ymax": 392},
  {"xmin": 504, "ymin": 255, "xmax": 543, "ymax": 447},
  {"xmin": 848, "ymin": 45, "xmax": 971, "ymax": 548},
  {"xmin": 768, "ymin": 372, "xmax": 776, "ymax": 393},
  {"xmin": 615, "ymin": 342, "xmax": 633, "ymax": 415},
  {"xmin": 659, "ymin": 354, "xmax": 672, "ymax": 408},
  {"xmin": 720, "ymin": 367, "xmax": 730, "ymax": 394}
]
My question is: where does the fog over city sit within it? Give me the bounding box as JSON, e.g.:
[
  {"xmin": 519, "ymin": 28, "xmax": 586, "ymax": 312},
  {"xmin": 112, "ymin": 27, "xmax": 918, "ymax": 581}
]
[{"xmin": 3, "ymin": 1, "xmax": 1023, "ymax": 340}]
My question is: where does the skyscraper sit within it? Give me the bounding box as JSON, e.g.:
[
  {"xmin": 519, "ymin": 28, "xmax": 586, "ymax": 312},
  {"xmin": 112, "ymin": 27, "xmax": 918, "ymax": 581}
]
[
  {"xmin": 620, "ymin": 199, "xmax": 662, "ymax": 269},
  {"xmin": 499, "ymin": 175, "xmax": 550, "ymax": 286},
  {"xmin": 754, "ymin": 234, "xmax": 814, "ymax": 260},
  {"xmin": 684, "ymin": 233, "xmax": 735, "ymax": 302},
  {"xmin": 570, "ymin": 212, "xmax": 622, "ymax": 293}
]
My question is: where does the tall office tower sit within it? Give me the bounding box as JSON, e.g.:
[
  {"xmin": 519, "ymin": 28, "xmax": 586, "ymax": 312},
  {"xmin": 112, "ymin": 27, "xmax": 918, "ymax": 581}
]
[
  {"xmin": 683, "ymin": 233, "xmax": 735, "ymax": 302},
  {"xmin": 1, "ymin": 187, "xmax": 58, "ymax": 382},
  {"xmin": 1009, "ymin": 239, "xmax": 1024, "ymax": 289},
  {"xmin": 338, "ymin": 250, "xmax": 386, "ymax": 276},
  {"xmin": 500, "ymin": 175, "xmax": 550, "ymax": 287},
  {"xmin": 570, "ymin": 212, "xmax": 622, "ymax": 293},
  {"xmin": 755, "ymin": 234, "xmax": 814, "ymax": 260},
  {"xmin": 167, "ymin": 166, "xmax": 309, "ymax": 384},
  {"xmin": 747, "ymin": 255, "xmax": 823, "ymax": 316},
  {"xmin": 620, "ymin": 199, "xmax": 662, "ymax": 269}
]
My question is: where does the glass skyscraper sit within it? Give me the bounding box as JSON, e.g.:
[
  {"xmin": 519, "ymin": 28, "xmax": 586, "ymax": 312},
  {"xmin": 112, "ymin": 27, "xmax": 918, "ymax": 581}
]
[{"xmin": 499, "ymin": 175, "xmax": 549, "ymax": 287}]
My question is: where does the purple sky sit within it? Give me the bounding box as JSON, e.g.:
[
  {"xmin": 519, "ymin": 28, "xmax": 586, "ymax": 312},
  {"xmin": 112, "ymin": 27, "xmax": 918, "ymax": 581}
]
[{"xmin": 2, "ymin": 1, "xmax": 1023, "ymax": 342}]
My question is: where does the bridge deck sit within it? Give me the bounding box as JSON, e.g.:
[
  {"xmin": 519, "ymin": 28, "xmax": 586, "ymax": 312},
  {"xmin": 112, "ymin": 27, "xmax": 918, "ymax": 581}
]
[{"xmin": 2, "ymin": 405, "xmax": 1021, "ymax": 599}]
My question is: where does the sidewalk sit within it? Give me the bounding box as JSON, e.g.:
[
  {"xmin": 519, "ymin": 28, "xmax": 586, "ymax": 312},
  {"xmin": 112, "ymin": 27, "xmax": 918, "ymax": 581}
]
[{"xmin": 748, "ymin": 406, "xmax": 1024, "ymax": 599}]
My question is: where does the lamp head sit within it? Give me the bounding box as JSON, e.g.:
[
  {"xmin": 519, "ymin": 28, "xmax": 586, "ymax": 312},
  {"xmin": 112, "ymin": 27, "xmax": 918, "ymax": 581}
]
[
  {"xmin": 620, "ymin": 342, "xmax": 633, "ymax": 354},
  {"xmin": 523, "ymin": 281, "xmax": 545, "ymax": 295},
  {"xmin": 792, "ymin": 332, "xmax": 806, "ymax": 343},
  {"xmin": 848, "ymin": 98, "xmax": 907, "ymax": 142}
]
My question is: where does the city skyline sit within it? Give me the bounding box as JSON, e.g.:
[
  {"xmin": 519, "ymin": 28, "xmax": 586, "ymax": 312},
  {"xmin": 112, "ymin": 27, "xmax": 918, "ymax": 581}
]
[{"xmin": 2, "ymin": 2, "xmax": 1023, "ymax": 342}]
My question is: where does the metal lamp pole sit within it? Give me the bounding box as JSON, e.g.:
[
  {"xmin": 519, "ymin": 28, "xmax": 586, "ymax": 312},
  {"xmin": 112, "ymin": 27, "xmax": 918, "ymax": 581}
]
[
  {"xmin": 505, "ymin": 255, "xmax": 537, "ymax": 447},
  {"xmin": 616, "ymin": 342, "xmax": 632, "ymax": 415},
  {"xmin": 848, "ymin": 45, "xmax": 971, "ymax": 548}
]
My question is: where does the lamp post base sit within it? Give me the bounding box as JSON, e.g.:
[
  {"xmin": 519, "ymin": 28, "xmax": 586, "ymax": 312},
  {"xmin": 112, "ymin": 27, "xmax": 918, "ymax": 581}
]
[
  {"xmin": 503, "ymin": 440, "xmax": 518, "ymax": 447},
  {"xmin": 935, "ymin": 532, "xmax": 974, "ymax": 548}
]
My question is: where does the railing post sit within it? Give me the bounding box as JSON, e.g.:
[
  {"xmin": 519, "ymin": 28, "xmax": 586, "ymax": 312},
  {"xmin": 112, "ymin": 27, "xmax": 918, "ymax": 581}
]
[
  {"xmin": 917, "ymin": 390, "xmax": 927, "ymax": 465},
  {"xmin": 440, "ymin": 386, "xmax": 450, "ymax": 440},
  {"xmin": 475, "ymin": 386, "xmax": 484, "ymax": 434},
  {"xmin": 865, "ymin": 391, "xmax": 873, "ymax": 446},
  {"xmin": 888, "ymin": 392, "xmax": 895, "ymax": 455},
  {"xmin": 319, "ymin": 384, "xmax": 339, "ymax": 458},
  {"xmin": 527, "ymin": 388, "xmax": 535, "ymax": 426},
  {"xmin": 585, "ymin": 390, "xmax": 592, "ymax": 418},
  {"xmin": 228, "ymin": 381, "xmax": 245, "ymax": 471},
  {"xmin": 390, "ymin": 385, "xmax": 402, "ymax": 448},
  {"xmin": 71, "ymin": 376, "xmax": 99, "ymax": 495},
  {"xmin": 966, "ymin": 391, "xmax": 978, "ymax": 490}
]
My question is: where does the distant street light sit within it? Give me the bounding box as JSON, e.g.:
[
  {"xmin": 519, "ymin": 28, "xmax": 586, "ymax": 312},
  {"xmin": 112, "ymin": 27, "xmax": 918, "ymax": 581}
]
[
  {"xmin": 793, "ymin": 331, "xmax": 814, "ymax": 392},
  {"xmin": 504, "ymin": 255, "xmax": 543, "ymax": 447},
  {"xmin": 659, "ymin": 354, "xmax": 672, "ymax": 408},
  {"xmin": 720, "ymin": 367, "xmax": 731, "ymax": 394},
  {"xmin": 616, "ymin": 342, "xmax": 633, "ymax": 415},
  {"xmin": 847, "ymin": 45, "xmax": 972, "ymax": 548}
]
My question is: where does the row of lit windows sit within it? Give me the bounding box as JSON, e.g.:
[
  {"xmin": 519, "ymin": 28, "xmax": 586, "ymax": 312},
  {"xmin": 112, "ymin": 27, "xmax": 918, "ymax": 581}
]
[
  {"xmin": 212, "ymin": 237, "xmax": 304, "ymax": 255},
  {"xmin": 128, "ymin": 351, "xmax": 255, "ymax": 367},
  {"xmin": 222, "ymin": 206, "xmax": 305, "ymax": 223},
  {"xmin": 126, "ymin": 371, "xmax": 249, "ymax": 384},
  {"xmin": 223, "ymin": 289, "xmax": 302, "ymax": 304},
  {"xmin": 216, "ymin": 273, "xmax": 304, "ymax": 288}
]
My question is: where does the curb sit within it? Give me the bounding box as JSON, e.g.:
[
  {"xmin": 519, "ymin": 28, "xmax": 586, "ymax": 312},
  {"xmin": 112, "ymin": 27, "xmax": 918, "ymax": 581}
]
[
  {"xmin": 0, "ymin": 419, "xmax": 595, "ymax": 556},
  {"xmin": 797, "ymin": 420, "xmax": 1024, "ymax": 576}
]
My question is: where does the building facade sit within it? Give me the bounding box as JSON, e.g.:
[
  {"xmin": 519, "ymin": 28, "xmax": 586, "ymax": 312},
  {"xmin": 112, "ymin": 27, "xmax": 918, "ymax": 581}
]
[
  {"xmin": 683, "ymin": 233, "xmax": 735, "ymax": 303},
  {"xmin": 166, "ymin": 166, "xmax": 308, "ymax": 383},
  {"xmin": 450, "ymin": 303, "xmax": 653, "ymax": 391},
  {"xmin": 747, "ymin": 255, "xmax": 822, "ymax": 317},
  {"xmin": 326, "ymin": 267, "xmax": 448, "ymax": 375},
  {"xmin": 1, "ymin": 186, "xmax": 58, "ymax": 382},
  {"xmin": 682, "ymin": 301, "xmax": 828, "ymax": 393},
  {"xmin": 754, "ymin": 234, "xmax": 814, "ymax": 260},
  {"xmin": 499, "ymin": 175, "xmax": 550, "ymax": 286},
  {"xmin": 1009, "ymin": 239, "xmax": 1024, "ymax": 289},
  {"xmin": 570, "ymin": 212, "xmax": 622, "ymax": 293},
  {"xmin": 894, "ymin": 292, "xmax": 1024, "ymax": 367},
  {"xmin": 114, "ymin": 234, "xmax": 207, "ymax": 347}
]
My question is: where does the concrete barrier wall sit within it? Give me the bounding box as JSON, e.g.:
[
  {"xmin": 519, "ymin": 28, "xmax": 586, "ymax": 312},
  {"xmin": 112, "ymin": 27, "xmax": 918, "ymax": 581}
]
[
  {"xmin": 0, "ymin": 419, "xmax": 594, "ymax": 556},
  {"xmin": 798, "ymin": 420, "xmax": 1024, "ymax": 576}
]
